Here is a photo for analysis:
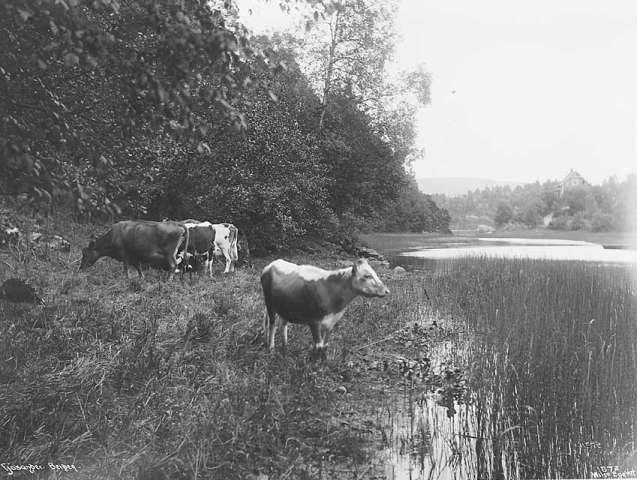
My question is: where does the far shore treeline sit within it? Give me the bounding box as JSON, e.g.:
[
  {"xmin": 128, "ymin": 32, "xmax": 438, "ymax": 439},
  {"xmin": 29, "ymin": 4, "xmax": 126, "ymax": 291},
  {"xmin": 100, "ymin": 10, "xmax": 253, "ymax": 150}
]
[
  {"xmin": 434, "ymin": 175, "xmax": 636, "ymax": 232},
  {"xmin": 0, "ymin": 0, "xmax": 450, "ymax": 254}
]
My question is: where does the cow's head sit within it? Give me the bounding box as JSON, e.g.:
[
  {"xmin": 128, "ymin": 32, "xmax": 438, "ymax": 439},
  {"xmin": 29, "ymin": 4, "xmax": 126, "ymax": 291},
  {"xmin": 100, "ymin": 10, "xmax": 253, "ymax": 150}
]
[
  {"xmin": 176, "ymin": 251, "xmax": 195, "ymax": 272},
  {"xmin": 79, "ymin": 240, "xmax": 100, "ymax": 271},
  {"xmin": 351, "ymin": 258, "xmax": 390, "ymax": 297}
]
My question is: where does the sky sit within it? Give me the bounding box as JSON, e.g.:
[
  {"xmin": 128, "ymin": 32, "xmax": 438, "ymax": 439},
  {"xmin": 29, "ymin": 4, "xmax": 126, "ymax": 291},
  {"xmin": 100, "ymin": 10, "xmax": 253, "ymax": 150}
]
[{"xmin": 236, "ymin": 0, "xmax": 637, "ymax": 184}]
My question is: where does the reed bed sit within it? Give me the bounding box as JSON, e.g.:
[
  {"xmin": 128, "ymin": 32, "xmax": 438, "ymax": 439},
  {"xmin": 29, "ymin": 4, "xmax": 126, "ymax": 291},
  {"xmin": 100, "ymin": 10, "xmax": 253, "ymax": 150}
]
[{"xmin": 426, "ymin": 257, "xmax": 637, "ymax": 478}]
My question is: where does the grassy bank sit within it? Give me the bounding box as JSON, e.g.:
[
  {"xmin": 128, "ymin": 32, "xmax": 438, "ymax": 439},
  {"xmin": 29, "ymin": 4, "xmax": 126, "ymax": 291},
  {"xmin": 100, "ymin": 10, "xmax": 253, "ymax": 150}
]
[{"xmin": 0, "ymin": 214, "xmax": 442, "ymax": 479}]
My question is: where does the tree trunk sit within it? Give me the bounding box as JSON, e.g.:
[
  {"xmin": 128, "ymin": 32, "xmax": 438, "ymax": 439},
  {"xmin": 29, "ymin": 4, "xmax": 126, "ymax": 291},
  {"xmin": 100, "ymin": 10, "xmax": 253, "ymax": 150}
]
[{"xmin": 319, "ymin": 8, "xmax": 341, "ymax": 131}]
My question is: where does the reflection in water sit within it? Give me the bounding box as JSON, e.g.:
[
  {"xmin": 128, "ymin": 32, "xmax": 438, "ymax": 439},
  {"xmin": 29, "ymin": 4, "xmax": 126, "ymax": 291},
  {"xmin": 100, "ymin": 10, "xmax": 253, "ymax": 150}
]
[
  {"xmin": 379, "ymin": 336, "xmax": 481, "ymax": 480},
  {"xmin": 381, "ymin": 393, "xmax": 478, "ymax": 480},
  {"xmin": 377, "ymin": 253, "xmax": 636, "ymax": 480},
  {"xmin": 399, "ymin": 238, "xmax": 637, "ymax": 264}
]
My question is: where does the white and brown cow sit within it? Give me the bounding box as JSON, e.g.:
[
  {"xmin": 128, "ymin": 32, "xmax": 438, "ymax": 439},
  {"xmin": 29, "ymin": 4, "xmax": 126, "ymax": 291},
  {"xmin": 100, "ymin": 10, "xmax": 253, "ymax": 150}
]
[
  {"xmin": 178, "ymin": 220, "xmax": 239, "ymax": 275},
  {"xmin": 209, "ymin": 222, "xmax": 238, "ymax": 274},
  {"xmin": 260, "ymin": 258, "xmax": 389, "ymax": 359}
]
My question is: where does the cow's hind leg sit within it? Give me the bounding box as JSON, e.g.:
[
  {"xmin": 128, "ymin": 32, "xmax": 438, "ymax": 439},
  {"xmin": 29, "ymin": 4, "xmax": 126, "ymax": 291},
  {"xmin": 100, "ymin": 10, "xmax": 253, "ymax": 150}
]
[
  {"xmin": 264, "ymin": 307, "xmax": 277, "ymax": 350},
  {"xmin": 169, "ymin": 237, "xmax": 184, "ymax": 281},
  {"xmin": 206, "ymin": 251, "xmax": 214, "ymax": 278}
]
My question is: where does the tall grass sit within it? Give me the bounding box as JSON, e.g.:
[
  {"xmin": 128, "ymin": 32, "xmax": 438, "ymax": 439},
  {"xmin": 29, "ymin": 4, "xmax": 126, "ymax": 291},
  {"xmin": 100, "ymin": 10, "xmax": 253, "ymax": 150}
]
[{"xmin": 427, "ymin": 258, "xmax": 637, "ymax": 478}]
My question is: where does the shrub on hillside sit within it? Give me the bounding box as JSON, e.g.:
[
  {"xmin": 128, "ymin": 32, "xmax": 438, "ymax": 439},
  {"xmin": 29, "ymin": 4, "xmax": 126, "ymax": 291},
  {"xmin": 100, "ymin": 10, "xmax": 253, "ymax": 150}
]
[
  {"xmin": 569, "ymin": 213, "xmax": 588, "ymax": 231},
  {"xmin": 548, "ymin": 215, "xmax": 570, "ymax": 230},
  {"xmin": 494, "ymin": 203, "xmax": 513, "ymax": 227},
  {"xmin": 379, "ymin": 178, "xmax": 451, "ymax": 233},
  {"xmin": 590, "ymin": 212, "xmax": 615, "ymax": 232}
]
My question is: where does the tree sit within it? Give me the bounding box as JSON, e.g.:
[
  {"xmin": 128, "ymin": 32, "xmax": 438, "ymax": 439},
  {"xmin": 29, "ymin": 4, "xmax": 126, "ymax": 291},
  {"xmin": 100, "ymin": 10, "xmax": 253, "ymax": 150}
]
[
  {"xmin": 494, "ymin": 203, "xmax": 513, "ymax": 227},
  {"xmin": 381, "ymin": 177, "xmax": 451, "ymax": 233},
  {"xmin": 0, "ymin": 0, "xmax": 451, "ymax": 250},
  {"xmin": 299, "ymin": 0, "xmax": 396, "ymax": 129},
  {"xmin": 1, "ymin": 0, "xmax": 265, "ymax": 213}
]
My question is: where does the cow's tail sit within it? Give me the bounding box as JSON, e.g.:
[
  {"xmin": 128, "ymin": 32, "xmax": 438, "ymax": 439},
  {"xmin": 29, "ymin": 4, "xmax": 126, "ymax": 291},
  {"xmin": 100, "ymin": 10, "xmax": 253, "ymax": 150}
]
[{"xmin": 229, "ymin": 225, "xmax": 238, "ymax": 262}]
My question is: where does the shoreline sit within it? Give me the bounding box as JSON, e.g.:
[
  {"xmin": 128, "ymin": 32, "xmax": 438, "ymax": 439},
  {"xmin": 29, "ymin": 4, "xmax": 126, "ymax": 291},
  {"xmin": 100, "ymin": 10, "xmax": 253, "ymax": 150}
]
[{"xmin": 2, "ymin": 222, "xmax": 635, "ymax": 478}]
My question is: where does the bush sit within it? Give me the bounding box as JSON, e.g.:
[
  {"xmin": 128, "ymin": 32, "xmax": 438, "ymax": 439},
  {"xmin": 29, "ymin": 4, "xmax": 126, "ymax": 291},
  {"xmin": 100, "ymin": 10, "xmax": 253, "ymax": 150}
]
[
  {"xmin": 548, "ymin": 215, "xmax": 569, "ymax": 230},
  {"xmin": 494, "ymin": 203, "xmax": 513, "ymax": 227},
  {"xmin": 591, "ymin": 212, "xmax": 615, "ymax": 232},
  {"xmin": 569, "ymin": 213, "xmax": 587, "ymax": 231}
]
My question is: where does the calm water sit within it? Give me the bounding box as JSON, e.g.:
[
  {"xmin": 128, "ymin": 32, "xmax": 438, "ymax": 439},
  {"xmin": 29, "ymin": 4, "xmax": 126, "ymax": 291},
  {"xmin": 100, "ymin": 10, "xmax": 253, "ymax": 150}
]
[
  {"xmin": 398, "ymin": 237, "xmax": 637, "ymax": 264},
  {"xmin": 378, "ymin": 336, "xmax": 481, "ymax": 480},
  {"xmin": 380, "ymin": 239, "xmax": 637, "ymax": 480}
]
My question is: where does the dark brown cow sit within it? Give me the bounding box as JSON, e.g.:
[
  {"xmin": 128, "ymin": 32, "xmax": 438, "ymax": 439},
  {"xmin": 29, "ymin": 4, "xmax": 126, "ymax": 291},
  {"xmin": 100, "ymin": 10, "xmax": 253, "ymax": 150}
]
[
  {"xmin": 79, "ymin": 220, "xmax": 189, "ymax": 279},
  {"xmin": 260, "ymin": 258, "xmax": 389, "ymax": 358}
]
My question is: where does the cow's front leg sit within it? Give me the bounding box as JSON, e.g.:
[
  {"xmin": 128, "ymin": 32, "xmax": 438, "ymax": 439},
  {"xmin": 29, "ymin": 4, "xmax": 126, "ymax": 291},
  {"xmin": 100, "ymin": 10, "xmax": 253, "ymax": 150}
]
[
  {"xmin": 322, "ymin": 325, "xmax": 332, "ymax": 348},
  {"xmin": 281, "ymin": 320, "xmax": 289, "ymax": 355},
  {"xmin": 167, "ymin": 260, "xmax": 177, "ymax": 281},
  {"xmin": 309, "ymin": 322, "xmax": 326, "ymax": 361}
]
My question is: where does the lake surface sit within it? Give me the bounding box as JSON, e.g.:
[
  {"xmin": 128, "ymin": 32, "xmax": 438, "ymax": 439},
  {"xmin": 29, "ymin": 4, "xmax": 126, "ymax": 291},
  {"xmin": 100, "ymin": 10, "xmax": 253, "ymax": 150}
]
[{"xmin": 395, "ymin": 237, "xmax": 637, "ymax": 266}]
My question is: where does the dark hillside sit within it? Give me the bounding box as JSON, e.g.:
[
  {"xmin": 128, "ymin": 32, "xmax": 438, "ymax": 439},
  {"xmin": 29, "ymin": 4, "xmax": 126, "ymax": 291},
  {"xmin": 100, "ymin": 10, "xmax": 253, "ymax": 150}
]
[{"xmin": 1, "ymin": 2, "xmax": 449, "ymax": 251}]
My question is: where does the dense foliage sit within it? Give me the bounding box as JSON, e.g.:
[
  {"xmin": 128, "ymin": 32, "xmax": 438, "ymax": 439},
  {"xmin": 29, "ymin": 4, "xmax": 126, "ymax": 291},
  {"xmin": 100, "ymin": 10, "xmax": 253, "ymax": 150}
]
[
  {"xmin": 433, "ymin": 175, "xmax": 636, "ymax": 232},
  {"xmin": 0, "ymin": 0, "xmax": 449, "ymax": 252},
  {"xmin": 379, "ymin": 177, "xmax": 451, "ymax": 233}
]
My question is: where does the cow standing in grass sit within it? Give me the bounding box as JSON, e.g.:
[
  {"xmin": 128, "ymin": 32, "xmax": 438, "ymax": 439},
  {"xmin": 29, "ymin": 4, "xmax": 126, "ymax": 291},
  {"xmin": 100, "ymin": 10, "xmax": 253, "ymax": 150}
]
[
  {"xmin": 260, "ymin": 258, "xmax": 390, "ymax": 359},
  {"xmin": 209, "ymin": 223, "xmax": 239, "ymax": 273},
  {"xmin": 79, "ymin": 220, "xmax": 189, "ymax": 279},
  {"xmin": 177, "ymin": 220, "xmax": 239, "ymax": 275}
]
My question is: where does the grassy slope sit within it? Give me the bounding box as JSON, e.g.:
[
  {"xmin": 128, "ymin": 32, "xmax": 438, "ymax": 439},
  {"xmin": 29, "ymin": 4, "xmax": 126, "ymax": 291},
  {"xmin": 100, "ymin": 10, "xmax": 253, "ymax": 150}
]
[{"xmin": 0, "ymin": 211, "xmax": 442, "ymax": 479}]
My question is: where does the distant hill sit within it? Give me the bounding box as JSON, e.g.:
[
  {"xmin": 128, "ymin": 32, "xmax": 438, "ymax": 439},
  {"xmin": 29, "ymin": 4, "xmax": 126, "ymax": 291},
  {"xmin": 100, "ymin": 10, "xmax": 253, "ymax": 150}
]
[{"xmin": 417, "ymin": 177, "xmax": 524, "ymax": 196}]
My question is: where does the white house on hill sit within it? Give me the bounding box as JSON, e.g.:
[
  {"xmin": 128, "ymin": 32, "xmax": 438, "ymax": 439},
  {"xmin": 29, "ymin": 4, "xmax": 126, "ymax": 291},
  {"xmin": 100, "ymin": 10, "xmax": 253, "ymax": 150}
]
[{"xmin": 560, "ymin": 169, "xmax": 588, "ymax": 195}]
